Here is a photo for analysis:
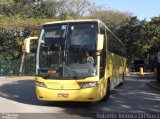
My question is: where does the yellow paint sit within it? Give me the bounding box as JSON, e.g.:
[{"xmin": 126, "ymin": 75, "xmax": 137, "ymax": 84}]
[{"xmin": 36, "ymin": 76, "xmax": 102, "ymax": 102}]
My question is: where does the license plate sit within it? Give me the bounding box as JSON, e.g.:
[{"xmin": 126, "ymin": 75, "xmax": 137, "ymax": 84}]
[{"xmin": 57, "ymin": 93, "xmax": 68, "ymax": 98}]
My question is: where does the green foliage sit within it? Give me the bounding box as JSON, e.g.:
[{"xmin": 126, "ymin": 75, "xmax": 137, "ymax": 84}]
[
  {"xmin": 114, "ymin": 16, "xmax": 160, "ymax": 66},
  {"xmin": 29, "ymin": 1, "xmax": 58, "ymax": 18},
  {"xmin": 0, "ymin": 15, "xmax": 53, "ymax": 59},
  {"xmin": 0, "ymin": 30, "xmax": 20, "ymax": 59},
  {"xmin": 147, "ymin": 16, "xmax": 160, "ymax": 54}
]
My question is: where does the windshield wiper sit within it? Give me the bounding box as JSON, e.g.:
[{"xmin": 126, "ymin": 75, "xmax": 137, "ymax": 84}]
[
  {"xmin": 63, "ymin": 66, "xmax": 79, "ymax": 79},
  {"xmin": 72, "ymin": 70, "xmax": 78, "ymax": 79}
]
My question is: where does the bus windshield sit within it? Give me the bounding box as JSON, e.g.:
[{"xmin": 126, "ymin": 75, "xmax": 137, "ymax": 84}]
[{"xmin": 37, "ymin": 22, "xmax": 98, "ymax": 79}]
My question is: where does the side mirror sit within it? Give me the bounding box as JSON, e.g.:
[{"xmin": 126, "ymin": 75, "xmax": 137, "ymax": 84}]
[
  {"xmin": 96, "ymin": 34, "xmax": 104, "ymax": 51},
  {"xmin": 24, "ymin": 37, "xmax": 38, "ymax": 53}
]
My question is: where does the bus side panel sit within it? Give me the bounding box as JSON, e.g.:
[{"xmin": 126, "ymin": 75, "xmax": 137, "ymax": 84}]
[{"xmin": 107, "ymin": 53, "xmax": 126, "ymax": 90}]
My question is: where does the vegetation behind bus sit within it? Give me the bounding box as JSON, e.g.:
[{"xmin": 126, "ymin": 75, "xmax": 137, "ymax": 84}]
[{"xmin": 0, "ymin": 0, "xmax": 159, "ymax": 75}]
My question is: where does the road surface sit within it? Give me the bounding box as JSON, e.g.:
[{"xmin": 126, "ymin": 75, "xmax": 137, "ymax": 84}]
[{"xmin": 0, "ymin": 75, "xmax": 159, "ymax": 119}]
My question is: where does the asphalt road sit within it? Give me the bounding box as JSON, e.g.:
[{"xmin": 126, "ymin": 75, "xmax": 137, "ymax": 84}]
[{"xmin": 0, "ymin": 75, "xmax": 159, "ymax": 119}]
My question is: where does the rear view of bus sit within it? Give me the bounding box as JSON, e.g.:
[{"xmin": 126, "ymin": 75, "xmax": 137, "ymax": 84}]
[{"xmin": 35, "ymin": 19, "xmax": 125, "ymax": 102}]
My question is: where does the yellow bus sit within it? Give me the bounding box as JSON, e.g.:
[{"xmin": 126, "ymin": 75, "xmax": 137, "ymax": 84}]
[{"xmin": 26, "ymin": 19, "xmax": 126, "ymax": 102}]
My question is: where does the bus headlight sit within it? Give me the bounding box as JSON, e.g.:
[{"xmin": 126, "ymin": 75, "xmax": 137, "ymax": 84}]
[
  {"xmin": 36, "ymin": 81, "xmax": 46, "ymax": 88},
  {"xmin": 78, "ymin": 82, "xmax": 99, "ymax": 89}
]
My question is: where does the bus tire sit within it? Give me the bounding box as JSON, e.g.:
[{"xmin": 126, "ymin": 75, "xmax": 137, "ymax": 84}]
[
  {"xmin": 100, "ymin": 79, "xmax": 110, "ymax": 102},
  {"xmin": 119, "ymin": 72, "xmax": 125, "ymax": 86}
]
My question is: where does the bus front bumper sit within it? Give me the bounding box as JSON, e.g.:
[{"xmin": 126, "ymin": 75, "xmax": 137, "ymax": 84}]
[{"xmin": 36, "ymin": 86, "xmax": 101, "ymax": 102}]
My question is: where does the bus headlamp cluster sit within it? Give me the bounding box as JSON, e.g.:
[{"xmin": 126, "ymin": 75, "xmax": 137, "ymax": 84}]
[
  {"xmin": 36, "ymin": 81, "xmax": 46, "ymax": 88},
  {"xmin": 79, "ymin": 82, "xmax": 99, "ymax": 88}
]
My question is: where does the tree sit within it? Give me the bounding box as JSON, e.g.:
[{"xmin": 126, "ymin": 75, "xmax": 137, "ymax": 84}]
[
  {"xmin": 87, "ymin": 6, "xmax": 131, "ymax": 30},
  {"xmin": 145, "ymin": 16, "xmax": 160, "ymax": 72},
  {"xmin": 57, "ymin": 0, "xmax": 91, "ymax": 19},
  {"xmin": 0, "ymin": 15, "xmax": 51, "ymax": 59},
  {"xmin": 115, "ymin": 17, "xmax": 148, "ymax": 64},
  {"xmin": 29, "ymin": 0, "xmax": 58, "ymax": 18},
  {"xmin": 147, "ymin": 16, "xmax": 160, "ymax": 55},
  {"xmin": 0, "ymin": 30, "xmax": 21, "ymax": 59}
]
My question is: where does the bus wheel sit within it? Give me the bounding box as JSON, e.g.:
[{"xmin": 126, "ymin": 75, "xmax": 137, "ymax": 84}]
[
  {"xmin": 119, "ymin": 72, "xmax": 125, "ymax": 86},
  {"xmin": 100, "ymin": 79, "xmax": 110, "ymax": 102}
]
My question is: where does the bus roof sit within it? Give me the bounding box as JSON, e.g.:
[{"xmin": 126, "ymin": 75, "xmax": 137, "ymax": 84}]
[{"xmin": 43, "ymin": 19, "xmax": 102, "ymax": 26}]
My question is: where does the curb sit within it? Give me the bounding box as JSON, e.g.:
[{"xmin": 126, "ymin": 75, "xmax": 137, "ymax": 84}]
[
  {"xmin": 147, "ymin": 81, "xmax": 160, "ymax": 91},
  {"xmin": 5, "ymin": 76, "xmax": 35, "ymax": 78},
  {"xmin": 0, "ymin": 76, "xmax": 35, "ymax": 79}
]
